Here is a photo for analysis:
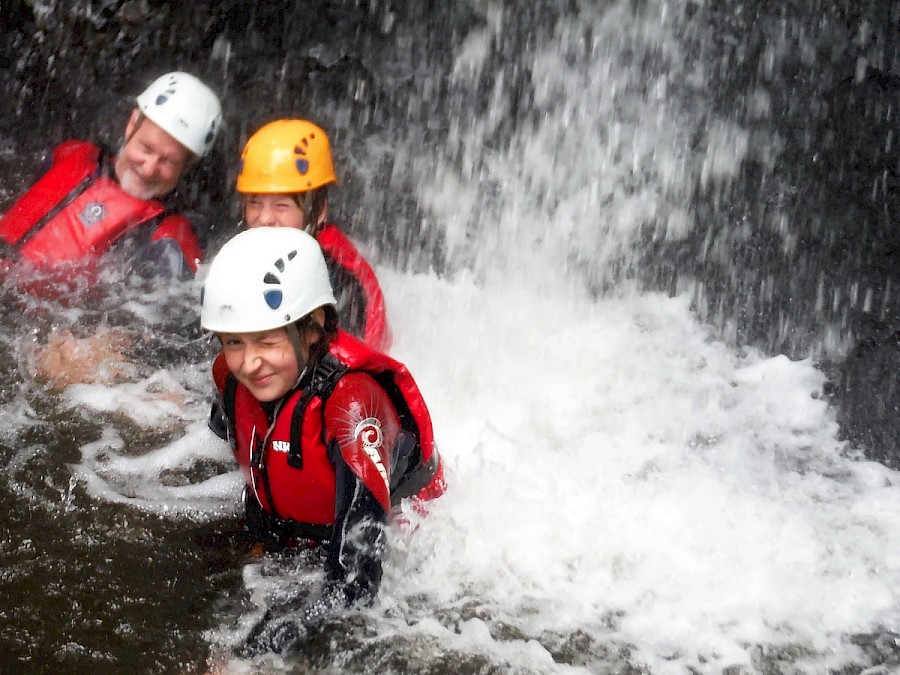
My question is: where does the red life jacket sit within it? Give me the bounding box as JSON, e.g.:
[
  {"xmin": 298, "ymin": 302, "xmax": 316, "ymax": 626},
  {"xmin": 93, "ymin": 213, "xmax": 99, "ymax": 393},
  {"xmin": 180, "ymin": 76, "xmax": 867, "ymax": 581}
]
[
  {"xmin": 317, "ymin": 223, "xmax": 392, "ymax": 351},
  {"xmin": 0, "ymin": 140, "xmax": 202, "ymax": 271},
  {"xmin": 213, "ymin": 330, "xmax": 444, "ymax": 529}
]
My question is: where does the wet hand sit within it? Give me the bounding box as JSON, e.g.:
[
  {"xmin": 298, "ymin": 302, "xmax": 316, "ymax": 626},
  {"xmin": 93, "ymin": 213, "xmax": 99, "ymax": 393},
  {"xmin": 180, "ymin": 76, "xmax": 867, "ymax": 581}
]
[
  {"xmin": 32, "ymin": 328, "xmax": 135, "ymax": 389},
  {"xmin": 239, "ymin": 609, "xmax": 308, "ymax": 657},
  {"xmin": 236, "ymin": 583, "xmax": 349, "ymax": 658}
]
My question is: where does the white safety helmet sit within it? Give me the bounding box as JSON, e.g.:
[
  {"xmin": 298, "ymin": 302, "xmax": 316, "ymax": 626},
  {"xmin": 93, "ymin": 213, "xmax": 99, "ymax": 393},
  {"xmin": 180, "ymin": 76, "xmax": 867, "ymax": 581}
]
[
  {"xmin": 200, "ymin": 227, "xmax": 336, "ymax": 334},
  {"xmin": 136, "ymin": 71, "xmax": 222, "ymax": 157}
]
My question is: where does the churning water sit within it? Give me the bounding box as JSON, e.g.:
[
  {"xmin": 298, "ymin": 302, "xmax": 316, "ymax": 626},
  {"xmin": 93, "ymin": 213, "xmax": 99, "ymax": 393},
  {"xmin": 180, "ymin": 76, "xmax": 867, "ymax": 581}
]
[{"xmin": 1, "ymin": 1, "xmax": 899, "ymax": 673}]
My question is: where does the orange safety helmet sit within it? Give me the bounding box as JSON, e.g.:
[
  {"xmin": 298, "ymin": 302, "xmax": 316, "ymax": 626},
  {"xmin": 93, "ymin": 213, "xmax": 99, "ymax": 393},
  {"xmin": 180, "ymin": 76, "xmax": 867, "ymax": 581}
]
[{"xmin": 236, "ymin": 119, "xmax": 337, "ymax": 194}]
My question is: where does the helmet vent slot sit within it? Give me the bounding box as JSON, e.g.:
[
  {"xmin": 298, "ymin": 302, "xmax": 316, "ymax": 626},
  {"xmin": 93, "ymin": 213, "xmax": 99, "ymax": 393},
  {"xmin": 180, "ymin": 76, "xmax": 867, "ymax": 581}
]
[{"xmin": 263, "ymin": 290, "xmax": 283, "ymax": 310}]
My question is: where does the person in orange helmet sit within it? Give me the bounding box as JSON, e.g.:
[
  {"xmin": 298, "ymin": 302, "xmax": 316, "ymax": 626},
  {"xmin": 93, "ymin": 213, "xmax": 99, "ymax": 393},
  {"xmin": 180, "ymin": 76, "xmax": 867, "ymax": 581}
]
[{"xmin": 236, "ymin": 119, "xmax": 391, "ymax": 351}]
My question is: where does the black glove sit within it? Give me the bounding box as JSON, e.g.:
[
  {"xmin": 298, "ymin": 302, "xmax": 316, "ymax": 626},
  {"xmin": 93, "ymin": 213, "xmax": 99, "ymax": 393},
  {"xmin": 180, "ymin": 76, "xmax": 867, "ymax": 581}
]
[
  {"xmin": 237, "ymin": 583, "xmax": 349, "ymax": 658},
  {"xmin": 208, "ymin": 397, "xmax": 233, "ymax": 442},
  {"xmin": 131, "ymin": 237, "xmax": 191, "ymax": 280},
  {"xmin": 239, "ymin": 607, "xmax": 308, "ymax": 657},
  {"xmin": 298, "ymin": 581, "xmax": 349, "ymax": 626}
]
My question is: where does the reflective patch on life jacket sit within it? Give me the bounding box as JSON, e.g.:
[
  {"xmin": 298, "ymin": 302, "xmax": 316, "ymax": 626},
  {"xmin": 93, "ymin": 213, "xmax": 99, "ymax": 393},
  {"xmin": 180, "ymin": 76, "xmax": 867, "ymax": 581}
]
[
  {"xmin": 354, "ymin": 417, "xmax": 383, "ymax": 450},
  {"xmin": 355, "ymin": 417, "xmax": 389, "ymax": 493},
  {"xmin": 77, "ymin": 202, "xmax": 106, "ymax": 227}
]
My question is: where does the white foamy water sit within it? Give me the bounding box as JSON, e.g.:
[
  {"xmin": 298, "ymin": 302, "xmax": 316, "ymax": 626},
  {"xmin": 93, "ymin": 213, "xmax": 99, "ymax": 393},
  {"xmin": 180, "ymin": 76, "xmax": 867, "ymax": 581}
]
[
  {"xmin": 62, "ymin": 339, "xmax": 242, "ymax": 516},
  {"xmin": 65, "ymin": 267, "xmax": 900, "ymax": 672},
  {"xmin": 57, "ymin": 1, "xmax": 900, "ymax": 672},
  {"xmin": 374, "ymin": 270, "xmax": 900, "ymax": 673}
]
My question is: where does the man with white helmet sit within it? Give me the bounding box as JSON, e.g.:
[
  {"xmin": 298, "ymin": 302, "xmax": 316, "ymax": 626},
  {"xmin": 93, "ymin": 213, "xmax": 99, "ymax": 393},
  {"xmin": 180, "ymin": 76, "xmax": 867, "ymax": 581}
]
[
  {"xmin": 0, "ymin": 71, "xmax": 221, "ymax": 278},
  {"xmin": 201, "ymin": 226, "xmax": 444, "ymax": 656}
]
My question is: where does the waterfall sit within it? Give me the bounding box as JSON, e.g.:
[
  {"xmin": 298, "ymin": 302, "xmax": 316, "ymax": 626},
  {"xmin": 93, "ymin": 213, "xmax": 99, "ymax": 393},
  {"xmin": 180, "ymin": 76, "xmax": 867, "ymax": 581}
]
[{"xmin": 0, "ymin": 2, "xmax": 898, "ymax": 673}]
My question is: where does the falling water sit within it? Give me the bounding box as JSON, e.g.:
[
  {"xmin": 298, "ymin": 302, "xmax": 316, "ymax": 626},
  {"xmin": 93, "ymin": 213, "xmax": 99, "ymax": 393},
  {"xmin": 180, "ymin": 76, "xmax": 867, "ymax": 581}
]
[{"xmin": 0, "ymin": 1, "xmax": 898, "ymax": 673}]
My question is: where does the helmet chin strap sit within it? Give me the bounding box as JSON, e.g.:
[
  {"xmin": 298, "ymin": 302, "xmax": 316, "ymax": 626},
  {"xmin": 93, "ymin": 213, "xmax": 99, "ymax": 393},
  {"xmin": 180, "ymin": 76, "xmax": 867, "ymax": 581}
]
[
  {"xmin": 299, "ymin": 190, "xmax": 327, "ymax": 238},
  {"xmin": 285, "ymin": 322, "xmax": 309, "ymax": 386},
  {"xmin": 299, "ymin": 196, "xmax": 320, "ymax": 238}
]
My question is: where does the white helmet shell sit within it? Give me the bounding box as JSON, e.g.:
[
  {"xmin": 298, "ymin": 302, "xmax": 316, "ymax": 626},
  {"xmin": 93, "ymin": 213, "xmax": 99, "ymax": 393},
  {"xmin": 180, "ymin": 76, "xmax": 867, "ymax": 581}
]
[
  {"xmin": 200, "ymin": 227, "xmax": 336, "ymax": 334},
  {"xmin": 136, "ymin": 71, "xmax": 222, "ymax": 157}
]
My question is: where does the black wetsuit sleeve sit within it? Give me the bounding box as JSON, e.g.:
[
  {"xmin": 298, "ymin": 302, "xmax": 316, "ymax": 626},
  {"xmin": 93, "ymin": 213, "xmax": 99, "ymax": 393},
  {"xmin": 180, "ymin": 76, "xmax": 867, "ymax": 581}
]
[
  {"xmin": 131, "ymin": 237, "xmax": 193, "ymax": 279},
  {"xmin": 135, "ymin": 237, "xmax": 193, "ymax": 279},
  {"xmin": 103, "ymin": 225, "xmax": 192, "ymax": 279},
  {"xmin": 100, "ymin": 216, "xmax": 190, "ymax": 280},
  {"xmin": 236, "ymin": 438, "xmax": 387, "ymax": 657},
  {"xmin": 324, "ymin": 438, "xmax": 387, "ymax": 605}
]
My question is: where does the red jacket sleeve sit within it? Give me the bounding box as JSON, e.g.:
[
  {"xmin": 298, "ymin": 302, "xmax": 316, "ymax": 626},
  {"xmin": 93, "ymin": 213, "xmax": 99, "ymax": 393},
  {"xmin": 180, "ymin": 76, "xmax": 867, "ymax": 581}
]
[
  {"xmin": 324, "ymin": 372, "xmax": 401, "ymax": 513},
  {"xmin": 150, "ymin": 214, "xmax": 203, "ymax": 273},
  {"xmin": 52, "ymin": 140, "xmax": 94, "ymax": 163},
  {"xmin": 316, "ymin": 224, "xmax": 392, "ymax": 351}
]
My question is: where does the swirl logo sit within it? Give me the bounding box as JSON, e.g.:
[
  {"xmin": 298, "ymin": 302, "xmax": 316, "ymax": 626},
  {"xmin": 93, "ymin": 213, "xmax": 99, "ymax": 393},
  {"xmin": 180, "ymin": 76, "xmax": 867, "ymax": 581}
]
[
  {"xmin": 354, "ymin": 418, "xmax": 384, "ymax": 450},
  {"xmin": 354, "ymin": 417, "xmax": 388, "ymax": 491}
]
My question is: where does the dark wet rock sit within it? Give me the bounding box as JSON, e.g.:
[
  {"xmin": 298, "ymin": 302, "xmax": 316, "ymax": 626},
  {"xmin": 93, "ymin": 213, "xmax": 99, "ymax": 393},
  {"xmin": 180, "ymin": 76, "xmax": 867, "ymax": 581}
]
[
  {"xmin": 641, "ymin": 1, "xmax": 900, "ymax": 466},
  {"xmin": 850, "ymin": 630, "xmax": 900, "ymax": 670},
  {"xmin": 834, "ymin": 329, "xmax": 900, "ymax": 466}
]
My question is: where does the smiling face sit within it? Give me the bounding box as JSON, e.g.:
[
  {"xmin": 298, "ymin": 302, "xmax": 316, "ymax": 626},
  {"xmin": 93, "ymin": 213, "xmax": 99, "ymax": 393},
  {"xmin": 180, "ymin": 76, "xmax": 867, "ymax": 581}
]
[
  {"xmin": 243, "ymin": 193, "xmax": 306, "ymax": 230},
  {"xmin": 114, "ymin": 109, "xmax": 192, "ymax": 199},
  {"xmin": 220, "ymin": 328, "xmax": 302, "ymax": 402}
]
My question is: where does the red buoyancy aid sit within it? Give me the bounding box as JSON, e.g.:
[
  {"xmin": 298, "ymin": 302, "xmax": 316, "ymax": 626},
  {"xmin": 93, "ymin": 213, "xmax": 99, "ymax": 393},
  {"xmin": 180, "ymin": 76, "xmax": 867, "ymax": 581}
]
[
  {"xmin": 0, "ymin": 141, "xmax": 202, "ymax": 272},
  {"xmin": 213, "ymin": 330, "xmax": 444, "ymax": 527},
  {"xmin": 317, "ymin": 224, "xmax": 392, "ymax": 352}
]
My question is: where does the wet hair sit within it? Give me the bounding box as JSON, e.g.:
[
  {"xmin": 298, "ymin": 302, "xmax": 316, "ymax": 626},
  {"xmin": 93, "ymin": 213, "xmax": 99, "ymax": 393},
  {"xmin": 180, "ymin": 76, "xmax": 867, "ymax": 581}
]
[
  {"xmin": 294, "ymin": 304, "xmax": 338, "ymax": 369},
  {"xmin": 293, "ymin": 186, "xmax": 329, "ymax": 236}
]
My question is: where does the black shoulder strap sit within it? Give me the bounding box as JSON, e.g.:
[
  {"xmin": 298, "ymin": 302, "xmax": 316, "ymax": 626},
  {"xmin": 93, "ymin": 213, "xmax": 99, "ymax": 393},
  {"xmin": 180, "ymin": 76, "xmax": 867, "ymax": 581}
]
[
  {"xmin": 209, "ymin": 372, "xmax": 240, "ymax": 443},
  {"xmin": 287, "ymin": 354, "xmax": 348, "ymax": 469},
  {"xmin": 14, "ymin": 173, "xmax": 94, "ymax": 250}
]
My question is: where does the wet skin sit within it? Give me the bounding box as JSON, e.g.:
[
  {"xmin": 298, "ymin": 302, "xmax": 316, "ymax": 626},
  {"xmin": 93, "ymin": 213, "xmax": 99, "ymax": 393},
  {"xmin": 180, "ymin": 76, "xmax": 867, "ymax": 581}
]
[
  {"xmin": 115, "ymin": 109, "xmax": 192, "ymax": 199},
  {"xmin": 220, "ymin": 328, "xmax": 303, "ymax": 402},
  {"xmin": 244, "ymin": 193, "xmax": 307, "ymax": 230},
  {"xmin": 219, "ymin": 310, "xmax": 326, "ymax": 402}
]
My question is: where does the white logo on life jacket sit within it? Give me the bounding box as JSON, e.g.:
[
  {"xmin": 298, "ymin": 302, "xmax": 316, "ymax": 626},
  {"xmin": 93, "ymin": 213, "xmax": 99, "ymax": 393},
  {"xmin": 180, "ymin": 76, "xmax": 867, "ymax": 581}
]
[
  {"xmin": 272, "ymin": 440, "xmax": 290, "ymax": 453},
  {"xmin": 354, "ymin": 417, "xmax": 389, "ymax": 491},
  {"xmin": 78, "ymin": 202, "xmax": 106, "ymax": 227}
]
